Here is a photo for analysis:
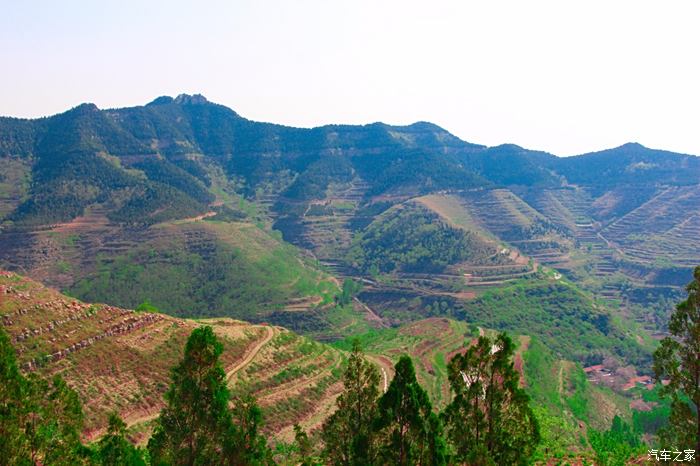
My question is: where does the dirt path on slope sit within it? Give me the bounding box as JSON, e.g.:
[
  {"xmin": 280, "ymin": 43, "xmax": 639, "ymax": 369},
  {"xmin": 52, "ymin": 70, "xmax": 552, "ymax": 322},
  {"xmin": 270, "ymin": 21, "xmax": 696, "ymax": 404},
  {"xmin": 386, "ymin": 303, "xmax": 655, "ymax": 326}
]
[
  {"xmin": 558, "ymin": 363, "xmax": 564, "ymax": 395},
  {"xmin": 85, "ymin": 326, "xmax": 276, "ymax": 442},
  {"xmin": 226, "ymin": 325, "xmax": 275, "ymax": 382},
  {"xmin": 353, "ymin": 297, "xmax": 389, "ymax": 328},
  {"xmin": 366, "ymin": 355, "xmax": 393, "ymax": 393}
]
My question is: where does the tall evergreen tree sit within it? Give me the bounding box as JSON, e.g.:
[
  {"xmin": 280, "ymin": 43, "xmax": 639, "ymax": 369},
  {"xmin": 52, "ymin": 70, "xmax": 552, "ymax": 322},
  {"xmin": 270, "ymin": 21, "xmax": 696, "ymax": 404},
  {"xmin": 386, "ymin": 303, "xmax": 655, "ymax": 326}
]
[
  {"xmin": 98, "ymin": 413, "xmax": 146, "ymax": 466},
  {"xmin": 0, "ymin": 326, "xmax": 27, "ymax": 464},
  {"xmin": 223, "ymin": 395, "xmax": 272, "ymax": 465},
  {"xmin": 653, "ymin": 266, "xmax": 700, "ymax": 463},
  {"xmin": 442, "ymin": 333, "xmax": 539, "ymax": 465},
  {"xmin": 23, "ymin": 374, "xmax": 88, "ymax": 465},
  {"xmin": 588, "ymin": 415, "xmax": 641, "ymax": 466},
  {"xmin": 372, "ymin": 355, "xmax": 446, "ymax": 466},
  {"xmin": 148, "ymin": 326, "xmax": 232, "ymax": 465},
  {"xmin": 1, "ymin": 327, "xmax": 89, "ymax": 465},
  {"xmin": 322, "ymin": 339, "xmax": 380, "ymax": 465},
  {"xmin": 293, "ymin": 424, "xmax": 316, "ymax": 466}
]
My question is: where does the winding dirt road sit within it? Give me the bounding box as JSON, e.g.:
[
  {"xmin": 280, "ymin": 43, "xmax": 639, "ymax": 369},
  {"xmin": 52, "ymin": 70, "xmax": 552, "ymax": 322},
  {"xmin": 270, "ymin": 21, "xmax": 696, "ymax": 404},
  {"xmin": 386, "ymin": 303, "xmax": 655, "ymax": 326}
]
[
  {"xmin": 226, "ymin": 325, "xmax": 275, "ymax": 382},
  {"xmin": 85, "ymin": 325, "xmax": 277, "ymax": 442}
]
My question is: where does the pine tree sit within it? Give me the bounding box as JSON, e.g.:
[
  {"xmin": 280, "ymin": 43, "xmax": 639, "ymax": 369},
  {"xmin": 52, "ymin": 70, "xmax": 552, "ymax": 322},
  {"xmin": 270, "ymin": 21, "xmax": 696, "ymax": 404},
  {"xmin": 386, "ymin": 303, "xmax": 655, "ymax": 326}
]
[
  {"xmin": 98, "ymin": 413, "xmax": 146, "ymax": 465},
  {"xmin": 322, "ymin": 339, "xmax": 380, "ymax": 465},
  {"xmin": 589, "ymin": 415, "xmax": 641, "ymax": 466},
  {"xmin": 653, "ymin": 266, "xmax": 700, "ymax": 464},
  {"xmin": 294, "ymin": 424, "xmax": 316, "ymax": 466},
  {"xmin": 25, "ymin": 374, "xmax": 88, "ymax": 465},
  {"xmin": 148, "ymin": 326, "xmax": 232, "ymax": 465},
  {"xmin": 0, "ymin": 326, "xmax": 27, "ymax": 464},
  {"xmin": 223, "ymin": 395, "xmax": 272, "ymax": 465},
  {"xmin": 442, "ymin": 333, "xmax": 539, "ymax": 465},
  {"xmin": 372, "ymin": 355, "xmax": 446, "ymax": 466},
  {"xmin": 1, "ymin": 327, "xmax": 89, "ymax": 465}
]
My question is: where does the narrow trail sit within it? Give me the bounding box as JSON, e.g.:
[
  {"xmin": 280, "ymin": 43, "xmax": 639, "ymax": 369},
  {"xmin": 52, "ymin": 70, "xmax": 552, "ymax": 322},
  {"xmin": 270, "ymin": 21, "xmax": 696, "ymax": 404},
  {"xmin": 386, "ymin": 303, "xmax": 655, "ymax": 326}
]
[
  {"xmin": 87, "ymin": 406, "xmax": 161, "ymax": 442},
  {"xmin": 226, "ymin": 326, "xmax": 275, "ymax": 381},
  {"xmin": 558, "ymin": 363, "xmax": 564, "ymax": 396},
  {"xmin": 258, "ymin": 361, "xmax": 339, "ymax": 404},
  {"xmin": 179, "ymin": 211, "xmax": 217, "ymax": 223},
  {"xmin": 367, "ymin": 355, "xmax": 392, "ymax": 393},
  {"xmin": 86, "ymin": 326, "xmax": 276, "ymax": 441},
  {"xmin": 353, "ymin": 297, "xmax": 389, "ymax": 328}
]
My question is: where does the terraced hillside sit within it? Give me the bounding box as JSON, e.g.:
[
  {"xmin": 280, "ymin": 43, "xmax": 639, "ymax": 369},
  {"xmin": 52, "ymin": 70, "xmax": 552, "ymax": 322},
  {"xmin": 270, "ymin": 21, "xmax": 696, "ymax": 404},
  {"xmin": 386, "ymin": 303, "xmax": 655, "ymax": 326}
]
[
  {"xmin": 0, "ymin": 155, "xmax": 31, "ymax": 219},
  {"xmin": 0, "ymin": 269, "xmax": 675, "ymax": 459},
  {"xmin": 0, "ymin": 209, "xmax": 341, "ymax": 326},
  {"xmin": 601, "ymin": 185, "xmax": 700, "ymax": 269},
  {"xmin": 335, "ymin": 317, "xmax": 647, "ymax": 459},
  {"xmin": 273, "ymin": 177, "xmax": 370, "ymax": 275},
  {"xmin": 337, "ymin": 318, "xmax": 480, "ymax": 408},
  {"xmin": 415, "ymin": 193, "xmax": 537, "ymax": 287},
  {"xmin": 0, "ymin": 271, "xmax": 347, "ymax": 444},
  {"xmin": 456, "ymin": 189, "xmax": 573, "ymax": 269},
  {"xmin": 1, "ymin": 96, "xmax": 698, "ymax": 345}
]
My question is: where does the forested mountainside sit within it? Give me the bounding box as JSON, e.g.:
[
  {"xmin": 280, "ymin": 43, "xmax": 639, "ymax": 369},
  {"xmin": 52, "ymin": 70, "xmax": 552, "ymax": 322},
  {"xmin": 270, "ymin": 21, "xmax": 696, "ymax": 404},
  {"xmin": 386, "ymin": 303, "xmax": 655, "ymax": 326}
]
[
  {"xmin": 0, "ymin": 94, "xmax": 697, "ymax": 369},
  {"xmin": 1, "ymin": 271, "xmax": 672, "ymax": 462}
]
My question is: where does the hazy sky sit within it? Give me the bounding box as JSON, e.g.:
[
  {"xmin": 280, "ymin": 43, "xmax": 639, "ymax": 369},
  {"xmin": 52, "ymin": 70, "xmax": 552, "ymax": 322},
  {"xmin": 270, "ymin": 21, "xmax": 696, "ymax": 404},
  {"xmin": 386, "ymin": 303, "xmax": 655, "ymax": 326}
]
[{"xmin": 1, "ymin": 0, "xmax": 698, "ymax": 156}]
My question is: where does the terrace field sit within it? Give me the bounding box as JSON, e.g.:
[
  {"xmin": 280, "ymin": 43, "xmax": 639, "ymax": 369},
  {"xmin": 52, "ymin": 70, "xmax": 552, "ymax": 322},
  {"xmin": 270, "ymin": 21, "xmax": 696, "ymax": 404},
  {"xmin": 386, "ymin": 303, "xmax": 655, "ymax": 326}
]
[
  {"xmin": 0, "ymin": 271, "xmax": 346, "ymax": 444},
  {"xmin": 332, "ymin": 316, "xmax": 655, "ymax": 460}
]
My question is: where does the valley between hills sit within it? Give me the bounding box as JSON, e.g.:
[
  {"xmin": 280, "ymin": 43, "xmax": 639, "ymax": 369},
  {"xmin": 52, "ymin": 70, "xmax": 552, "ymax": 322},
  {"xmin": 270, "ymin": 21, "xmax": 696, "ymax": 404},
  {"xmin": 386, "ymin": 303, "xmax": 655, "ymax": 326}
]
[
  {"xmin": 1, "ymin": 94, "xmax": 699, "ymax": 461},
  {"xmin": 1, "ymin": 270, "xmax": 654, "ymax": 460}
]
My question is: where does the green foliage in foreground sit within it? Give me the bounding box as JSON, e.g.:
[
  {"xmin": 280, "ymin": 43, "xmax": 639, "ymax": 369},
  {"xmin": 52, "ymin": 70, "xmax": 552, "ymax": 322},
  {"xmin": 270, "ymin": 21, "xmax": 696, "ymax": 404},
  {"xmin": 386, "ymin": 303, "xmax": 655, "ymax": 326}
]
[
  {"xmin": 325, "ymin": 335, "xmax": 541, "ymax": 465},
  {"xmin": 653, "ymin": 265, "xmax": 700, "ymax": 455},
  {"xmin": 322, "ymin": 340, "xmax": 381, "ymax": 465},
  {"xmin": 97, "ymin": 413, "xmax": 147, "ymax": 466},
  {"xmin": 1, "ymin": 326, "xmax": 146, "ymax": 465},
  {"xmin": 589, "ymin": 416, "xmax": 643, "ymax": 466},
  {"xmin": 148, "ymin": 326, "xmax": 272, "ymax": 465},
  {"xmin": 373, "ymin": 355, "xmax": 447, "ymax": 465},
  {"xmin": 443, "ymin": 333, "xmax": 540, "ymax": 465},
  {"xmin": 0, "ymin": 327, "xmax": 92, "ymax": 465}
]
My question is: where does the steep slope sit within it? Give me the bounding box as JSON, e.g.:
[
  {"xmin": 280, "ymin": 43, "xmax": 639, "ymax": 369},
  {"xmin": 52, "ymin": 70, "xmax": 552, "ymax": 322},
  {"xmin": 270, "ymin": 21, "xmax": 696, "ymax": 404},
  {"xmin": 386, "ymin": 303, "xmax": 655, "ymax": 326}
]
[
  {"xmin": 0, "ymin": 211, "xmax": 341, "ymax": 327},
  {"xmin": 0, "ymin": 271, "xmax": 347, "ymax": 443},
  {"xmin": 1, "ymin": 95, "xmax": 698, "ymax": 350}
]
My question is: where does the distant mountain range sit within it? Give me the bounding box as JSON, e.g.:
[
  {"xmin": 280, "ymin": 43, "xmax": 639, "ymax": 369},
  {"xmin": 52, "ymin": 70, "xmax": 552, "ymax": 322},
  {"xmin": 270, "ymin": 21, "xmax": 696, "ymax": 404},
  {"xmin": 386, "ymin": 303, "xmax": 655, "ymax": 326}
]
[
  {"xmin": 1, "ymin": 94, "xmax": 696, "ymax": 458},
  {"xmin": 1, "ymin": 94, "xmax": 697, "ymax": 228},
  {"xmin": 0, "ymin": 94, "xmax": 698, "ymax": 343}
]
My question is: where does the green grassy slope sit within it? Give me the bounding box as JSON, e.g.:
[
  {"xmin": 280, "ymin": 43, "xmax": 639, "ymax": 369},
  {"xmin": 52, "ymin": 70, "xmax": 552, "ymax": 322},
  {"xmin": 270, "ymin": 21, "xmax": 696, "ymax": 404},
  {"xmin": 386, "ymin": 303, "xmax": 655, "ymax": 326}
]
[
  {"xmin": 69, "ymin": 219, "xmax": 338, "ymax": 322},
  {"xmin": 451, "ymin": 278, "xmax": 651, "ymax": 365}
]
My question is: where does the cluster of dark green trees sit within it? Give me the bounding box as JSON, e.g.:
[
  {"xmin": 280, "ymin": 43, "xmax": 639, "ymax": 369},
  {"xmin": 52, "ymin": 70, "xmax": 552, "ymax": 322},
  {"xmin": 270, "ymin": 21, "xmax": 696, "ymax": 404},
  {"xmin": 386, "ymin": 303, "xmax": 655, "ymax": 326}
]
[
  {"xmin": 1, "ymin": 322, "xmax": 537, "ymax": 465},
  {"xmin": 0, "ymin": 325, "xmax": 271, "ymax": 466},
  {"xmin": 347, "ymin": 204, "xmax": 489, "ymax": 275},
  {"xmin": 452, "ymin": 280, "xmax": 649, "ymax": 366},
  {"xmin": 653, "ymin": 266, "xmax": 700, "ymax": 463},
  {"xmin": 1, "ymin": 326, "xmax": 143, "ymax": 465},
  {"xmin": 322, "ymin": 334, "xmax": 539, "ymax": 466}
]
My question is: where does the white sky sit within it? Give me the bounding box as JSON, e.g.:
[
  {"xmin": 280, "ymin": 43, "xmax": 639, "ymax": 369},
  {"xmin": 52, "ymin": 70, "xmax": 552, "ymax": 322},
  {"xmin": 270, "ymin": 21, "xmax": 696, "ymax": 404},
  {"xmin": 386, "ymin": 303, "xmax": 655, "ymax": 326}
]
[{"xmin": 1, "ymin": 0, "xmax": 698, "ymax": 156}]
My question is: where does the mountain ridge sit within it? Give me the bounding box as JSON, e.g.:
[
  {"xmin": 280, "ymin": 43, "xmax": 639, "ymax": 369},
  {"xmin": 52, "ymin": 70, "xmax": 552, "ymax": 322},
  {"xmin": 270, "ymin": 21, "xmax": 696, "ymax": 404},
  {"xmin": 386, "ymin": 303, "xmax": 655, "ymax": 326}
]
[
  {"xmin": 1, "ymin": 93, "xmax": 698, "ymax": 356},
  {"xmin": 4, "ymin": 94, "xmax": 697, "ymax": 159}
]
